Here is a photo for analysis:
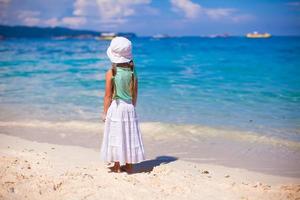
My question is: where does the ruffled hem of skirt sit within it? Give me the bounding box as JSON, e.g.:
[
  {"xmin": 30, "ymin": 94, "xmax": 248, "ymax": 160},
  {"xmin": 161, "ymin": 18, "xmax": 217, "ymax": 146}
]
[{"xmin": 101, "ymin": 146, "xmax": 145, "ymax": 165}]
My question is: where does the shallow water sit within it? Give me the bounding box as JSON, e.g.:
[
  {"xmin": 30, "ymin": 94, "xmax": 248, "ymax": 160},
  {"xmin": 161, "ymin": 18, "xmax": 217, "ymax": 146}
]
[{"xmin": 0, "ymin": 37, "xmax": 300, "ymax": 141}]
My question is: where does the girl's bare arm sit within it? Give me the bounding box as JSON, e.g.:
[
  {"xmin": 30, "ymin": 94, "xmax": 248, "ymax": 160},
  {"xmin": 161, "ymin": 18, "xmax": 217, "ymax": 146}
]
[
  {"xmin": 102, "ymin": 70, "xmax": 113, "ymax": 119},
  {"xmin": 132, "ymin": 78, "xmax": 138, "ymax": 107}
]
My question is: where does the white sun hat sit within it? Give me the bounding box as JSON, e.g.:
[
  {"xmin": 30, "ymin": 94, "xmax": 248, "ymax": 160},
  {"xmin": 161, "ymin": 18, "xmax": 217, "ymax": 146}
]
[{"xmin": 106, "ymin": 36, "xmax": 133, "ymax": 63}]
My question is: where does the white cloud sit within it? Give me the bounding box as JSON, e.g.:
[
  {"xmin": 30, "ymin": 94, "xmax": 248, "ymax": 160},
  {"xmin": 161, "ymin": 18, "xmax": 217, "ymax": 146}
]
[
  {"xmin": 44, "ymin": 18, "xmax": 60, "ymax": 27},
  {"xmin": 73, "ymin": 0, "xmax": 151, "ymax": 26},
  {"xmin": 170, "ymin": 0, "xmax": 252, "ymax": 22},
  {"xmin": 17, "ymin": 10, "xmax": 40, "ymax": 19},
  {"xmin": 73, "ymin": 0, "xmax": 97, "ymax": 16},
  {"xmin": 23, "ymin": 17, "xmax": 40, "ymax": 26},
  {"xmin": 170, "ymin": 0, "xmax": 201, "ymax": 19},
  {"xmin": 1, "ymin": 0, "xmax": 156, "ymax": 29},
  {"xmin": 61, "ymin": 17, "xmax": 87, "ymax": 27},
  {"xmin": 205, "ymin": 8, "xmax": 236, "ymax": 20},
  {"xmin": 17, "ymin": 10, "xmax": 41, "ymax": 26},
  {"xmin": 0, "ymin": 0, "xmax": 11, "ymax": 18},
  {"xmin": 0, "ymin": 0, "xmax": 10, "ymax": 4},
  {"xmin": 15, "ymin": 10, "xmax": 87, "ymax": 28},
  {"xmin": 142, "ymin": 6, "xmax": 160, "ymax": 15}
]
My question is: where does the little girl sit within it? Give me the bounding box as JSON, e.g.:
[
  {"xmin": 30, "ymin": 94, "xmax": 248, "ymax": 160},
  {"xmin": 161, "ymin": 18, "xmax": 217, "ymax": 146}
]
[{"xmin": 100, "ymin": 37, "xmax": 145, "ymax": 173}]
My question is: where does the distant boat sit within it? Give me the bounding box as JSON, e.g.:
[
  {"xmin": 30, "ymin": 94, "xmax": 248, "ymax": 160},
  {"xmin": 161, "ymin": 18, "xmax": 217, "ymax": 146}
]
[
  {"xmin": 152, "ymin": 34, "xmax": 170, "ymax": 39},
  {"xmin": 96, "ymin": 32, "xmax": 116, "ymax": 40},
  {"xmin": 246, "ymin": 31, "xmax": 271, "ymax": 38},
  {"xmin": 207, "ymin": 33, "xmax": 230, "ymax": 38}
]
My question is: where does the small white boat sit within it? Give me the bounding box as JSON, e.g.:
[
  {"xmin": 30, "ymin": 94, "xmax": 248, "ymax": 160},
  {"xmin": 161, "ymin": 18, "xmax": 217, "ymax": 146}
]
[
  {"xmin": 246, "ymin": 31, "xmax": 271, "ymax": 38},
  {"xmin": 96, "ymin": 32, "xmax": 116, "ymax": 40},
  {"xmin": 152, "ymin": 34, "xmax": 170, "ymax": 39}
]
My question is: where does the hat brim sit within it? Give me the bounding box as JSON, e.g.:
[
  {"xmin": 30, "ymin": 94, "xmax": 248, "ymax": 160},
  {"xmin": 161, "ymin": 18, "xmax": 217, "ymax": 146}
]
[{"xmin": 107, "ymin": 46, "xmax": 132, "ymax": 64}]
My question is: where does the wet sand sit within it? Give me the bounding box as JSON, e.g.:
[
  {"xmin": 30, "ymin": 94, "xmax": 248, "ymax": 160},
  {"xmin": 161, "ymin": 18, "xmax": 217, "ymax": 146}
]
[{"xmin": 1, "ymin": 120, "xmax": 300, "ymax": 177}]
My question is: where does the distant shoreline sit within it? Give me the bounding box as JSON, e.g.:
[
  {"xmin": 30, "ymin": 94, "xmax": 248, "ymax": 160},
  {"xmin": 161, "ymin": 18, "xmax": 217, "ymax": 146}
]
[
  {"xmin": 0, "ymin": 25, "xmax": 136, "ymax": 39},
  {"xmin": 1, "ymin": 35, "xmax": 300, "ymax": 41},
  {"xmin": 1, "ymin": 25, "xmax": 299, "ymax": 39}
]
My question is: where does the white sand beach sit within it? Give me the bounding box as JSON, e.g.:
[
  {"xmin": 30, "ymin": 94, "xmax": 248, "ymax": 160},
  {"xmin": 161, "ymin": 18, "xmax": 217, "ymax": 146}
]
[{"xmin": 1, "ymin": 121, "xmax": 300, "ymax": 200}]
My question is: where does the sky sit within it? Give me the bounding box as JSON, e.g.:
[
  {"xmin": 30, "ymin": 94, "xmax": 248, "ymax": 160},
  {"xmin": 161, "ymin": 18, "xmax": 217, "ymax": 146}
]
[{"xmin": 0, "ymin": 0, "xmax": 300, "ymax": 36}]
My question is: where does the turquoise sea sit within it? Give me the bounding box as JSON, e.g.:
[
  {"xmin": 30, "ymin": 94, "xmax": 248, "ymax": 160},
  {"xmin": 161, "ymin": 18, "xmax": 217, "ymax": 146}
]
[{"xmin": 0, "ymin": 37, "xmax": 300, "ymax": 142}]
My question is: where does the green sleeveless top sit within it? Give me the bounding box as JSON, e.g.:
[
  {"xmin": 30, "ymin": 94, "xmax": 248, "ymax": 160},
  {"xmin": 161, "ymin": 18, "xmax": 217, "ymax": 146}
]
[{"xmin": 112, "ymin": 67, "xmax": 137, "ymax": 101}]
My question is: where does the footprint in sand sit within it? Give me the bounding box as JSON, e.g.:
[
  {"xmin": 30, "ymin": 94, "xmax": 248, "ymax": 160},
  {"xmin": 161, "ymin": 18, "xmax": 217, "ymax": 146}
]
[
  {"xmin": 83, "ymin": 173, "xmax": 94, "ymax": 179},
  {"xmin": 262, "ymin": 185, "xmax": 271, "ymax": 190},
  {"xmin": 53, "ymin": 181, "xmax": 63, "ymax": 191},
  {"xmin": 252, "ymin": 182, "xmax": 263, "ymax": 188},
  {"xmin": 9, "ymin": 187, "xmax": 14, "ymax": 193}
]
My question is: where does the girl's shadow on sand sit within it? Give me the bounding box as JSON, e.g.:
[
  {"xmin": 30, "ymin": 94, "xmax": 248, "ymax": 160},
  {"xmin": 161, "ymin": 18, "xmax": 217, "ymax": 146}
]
[{"xmin": 131, "ymin": 156, "xmax": 178, "ymax": 174}]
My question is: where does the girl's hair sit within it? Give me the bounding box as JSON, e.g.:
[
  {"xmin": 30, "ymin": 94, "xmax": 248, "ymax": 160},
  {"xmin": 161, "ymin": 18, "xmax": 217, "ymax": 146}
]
[{"xmin": 111, "ymin": 60, "xmax": 136, "ymax": 99}]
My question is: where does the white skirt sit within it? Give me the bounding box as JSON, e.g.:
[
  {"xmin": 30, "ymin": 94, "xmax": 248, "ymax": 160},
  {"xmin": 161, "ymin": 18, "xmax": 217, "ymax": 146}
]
[{"xmin": 100, "ymin": 99, "xmax": 146, "ymax": 166}]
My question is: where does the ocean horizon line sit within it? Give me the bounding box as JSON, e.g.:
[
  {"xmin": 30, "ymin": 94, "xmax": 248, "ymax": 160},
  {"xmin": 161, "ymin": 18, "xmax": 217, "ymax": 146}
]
[{"xmin": 1, "ymin": 24, "xmax": 300, "ymax": 39}]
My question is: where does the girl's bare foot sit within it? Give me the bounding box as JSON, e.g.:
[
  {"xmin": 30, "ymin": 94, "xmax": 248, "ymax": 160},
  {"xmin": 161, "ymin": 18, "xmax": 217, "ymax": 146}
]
[{"xmin": 108, "ymin": 162, "xmax": 121, "ymax": 173}]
